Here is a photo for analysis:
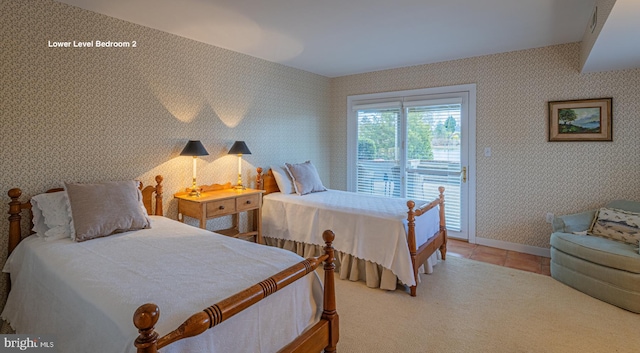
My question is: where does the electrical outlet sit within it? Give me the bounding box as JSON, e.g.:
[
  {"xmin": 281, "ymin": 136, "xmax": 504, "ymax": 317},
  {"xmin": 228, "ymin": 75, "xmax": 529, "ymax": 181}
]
[{"xmin": 545, "ymin": 212, "xmax": 554, "ymax": 224}]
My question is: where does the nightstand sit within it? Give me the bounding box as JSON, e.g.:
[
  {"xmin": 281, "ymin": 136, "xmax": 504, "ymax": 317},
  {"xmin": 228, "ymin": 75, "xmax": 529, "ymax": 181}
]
[{"xmin": 175, "ymin": 183, "xmax": 264, "ymax": 243}]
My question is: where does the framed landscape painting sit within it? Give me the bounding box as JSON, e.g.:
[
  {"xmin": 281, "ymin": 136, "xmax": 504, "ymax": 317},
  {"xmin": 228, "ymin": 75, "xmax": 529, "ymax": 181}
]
[{"xmin": 548, "ymin": 98, "xmax": 612, "ymax": 141}]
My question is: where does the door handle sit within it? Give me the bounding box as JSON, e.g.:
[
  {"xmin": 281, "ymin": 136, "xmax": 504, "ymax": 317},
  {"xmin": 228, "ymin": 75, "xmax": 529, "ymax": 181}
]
[{"xmin": 462, "ymin": 166, "xmax": 467, "ymax": 183}]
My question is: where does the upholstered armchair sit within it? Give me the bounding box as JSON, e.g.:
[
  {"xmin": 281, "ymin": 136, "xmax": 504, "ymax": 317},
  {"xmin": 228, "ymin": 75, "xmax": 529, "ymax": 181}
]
[{"xmin": 550, "ymin": 200, "xmax": 640, "ymax": 313}]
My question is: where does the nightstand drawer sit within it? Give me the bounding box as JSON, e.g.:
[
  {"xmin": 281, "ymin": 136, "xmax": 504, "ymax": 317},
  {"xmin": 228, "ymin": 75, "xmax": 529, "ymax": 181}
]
[
  {"xmin": 237, "ymin": 194, "xmax": 260, "ymax": 212},
  {"xmin": 206, "ymin": 199, "xmax": 236, "ymax": 217}
]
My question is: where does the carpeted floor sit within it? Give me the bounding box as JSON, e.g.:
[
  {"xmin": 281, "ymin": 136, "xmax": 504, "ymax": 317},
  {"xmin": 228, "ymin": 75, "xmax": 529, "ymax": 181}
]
[{"xmin": 334, "ymin": 256, "xmax": 640, "ymax": 353}]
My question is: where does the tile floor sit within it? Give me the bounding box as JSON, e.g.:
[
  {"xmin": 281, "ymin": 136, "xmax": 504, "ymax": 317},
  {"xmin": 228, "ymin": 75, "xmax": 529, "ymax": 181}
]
[{"xmin": 447, "ymin": 239, "xmax": 551, "ymax": 276}]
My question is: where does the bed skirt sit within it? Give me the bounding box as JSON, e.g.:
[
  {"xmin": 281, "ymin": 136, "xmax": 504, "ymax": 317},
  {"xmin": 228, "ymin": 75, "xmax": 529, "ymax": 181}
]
[{"xmin": 264, "ymin": 237, "xmax": 440, "ymax": 291}]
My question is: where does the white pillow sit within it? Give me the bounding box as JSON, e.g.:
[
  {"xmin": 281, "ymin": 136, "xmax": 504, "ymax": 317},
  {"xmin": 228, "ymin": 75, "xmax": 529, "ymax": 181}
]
[
  {"xmin": 285, "ymin": 161, "xmax": 327, "ymax": 195},
  {"xmin": 30, "ymin": 191, "xmax": 73, "ymax": 240},
  {"xmin": 30, "ymin": 199, "xmax": 49, "ymax": 236},
  {"xmin": 270, "ymin": 165, "xmax": 295, "ymax": 194}
]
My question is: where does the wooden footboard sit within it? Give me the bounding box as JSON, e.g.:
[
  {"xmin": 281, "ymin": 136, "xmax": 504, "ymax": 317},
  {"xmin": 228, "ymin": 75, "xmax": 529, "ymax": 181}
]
[
  {"xmin": 407, "ymin": 186, "xmax": 447, "ymax": 296},
  {"xmin": 134, "ymin": 230, "xmax": 339, "ymax": 353}
]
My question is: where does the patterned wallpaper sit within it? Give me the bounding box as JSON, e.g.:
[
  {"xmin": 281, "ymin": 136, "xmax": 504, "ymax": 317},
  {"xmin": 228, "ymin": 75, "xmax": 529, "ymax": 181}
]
[
  {"xmin": 331, "ymin": 43, "xmax": 640, "ymax": 250},
  {"xmin": 0, "ymin": 0, "xmax": 330, "ymax": 312},
  {"xmin": 2, "ymin": 0, "xmax": 639, "ymax": 318}
]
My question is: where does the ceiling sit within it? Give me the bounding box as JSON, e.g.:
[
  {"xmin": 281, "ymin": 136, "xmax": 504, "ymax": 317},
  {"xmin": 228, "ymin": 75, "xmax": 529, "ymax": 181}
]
[{"xmin": 55, "ymin": 0, "xmax": 638, "ymax": 77}]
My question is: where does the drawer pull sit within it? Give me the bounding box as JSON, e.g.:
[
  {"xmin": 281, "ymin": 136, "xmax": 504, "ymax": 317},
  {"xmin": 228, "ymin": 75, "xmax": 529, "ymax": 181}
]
[
  {"xmin": 219, "ymin": 205, "xmax": 225, "ymax": 210},
  {"xmin": 246, "ymin": 200, "xmax": 251, "ymax": 204}
]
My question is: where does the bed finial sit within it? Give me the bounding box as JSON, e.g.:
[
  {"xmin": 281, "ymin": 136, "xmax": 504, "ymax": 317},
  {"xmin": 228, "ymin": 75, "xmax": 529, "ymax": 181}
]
[
  {"xmin": 256, "ymin": 167, "xmax": 263, "ymax": 190},
  {"xmin": 322, "ymin": 229, "xmax": 335, "ymax": 245},
  {"xmin": 8, "ymin": 188, "xmax": 22, "ymax": 200},
  {"xmin": 155, "ymin": 175, "xmax": 164, "ymax": 188},
  {"xmin": 134, "ymin": 303, "xmax": 160, "ymax": 353}
]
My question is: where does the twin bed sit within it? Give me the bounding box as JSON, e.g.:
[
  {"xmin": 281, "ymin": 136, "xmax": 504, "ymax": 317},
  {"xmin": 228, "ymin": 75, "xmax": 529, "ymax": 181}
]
[
  {"xmin": 256, "ymin": 165, "xmax": 448, "ymax": 297},
  {"xmin": 3, "ymin": 176, "xmax": 338, "ymax": 353}
]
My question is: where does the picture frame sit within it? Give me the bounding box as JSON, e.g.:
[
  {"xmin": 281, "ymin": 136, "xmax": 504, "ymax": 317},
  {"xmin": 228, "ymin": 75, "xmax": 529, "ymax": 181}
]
[{"xmin": 548, "ymin": 98, "xmax": 612, "ymax": 142}]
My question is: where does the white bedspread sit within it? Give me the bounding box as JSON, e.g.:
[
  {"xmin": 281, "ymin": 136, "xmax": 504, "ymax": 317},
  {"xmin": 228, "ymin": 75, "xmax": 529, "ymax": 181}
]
[
  {"xmin": 2, "ymin": 216, "xmax": 322, "ymax": 353},
  {"xmin": 262, "ymin": 190, "xmax": 440, "ymax": 286}
]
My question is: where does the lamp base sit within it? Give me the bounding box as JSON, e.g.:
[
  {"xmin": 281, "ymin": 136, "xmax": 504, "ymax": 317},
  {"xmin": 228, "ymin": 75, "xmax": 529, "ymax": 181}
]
[
  {"xmin": 189, "ymin": 178, "xmax": 200, "ymax": 197},
  {"xmin": 234, "ymin": 172, "xmax": 246, "ymax": 190}
]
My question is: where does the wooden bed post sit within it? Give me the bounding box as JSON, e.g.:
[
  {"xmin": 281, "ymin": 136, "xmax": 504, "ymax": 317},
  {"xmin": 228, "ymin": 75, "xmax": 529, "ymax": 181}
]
[
  {"xmin": 154, "ymin": 175, "xmax": 164, "ymax": 216},
  {"xmin": 406, "ymin": 201, "xmax": 418, "ymax": 297},
  {"xmin": 133, "ymin": 304, "xmax": 160, "ymax": 353},
  {"xmin": 322, "ymin": 230, "xmax": 339, "ymax": 352},
  {"xmin": 256, "ymin": 167, "xmax": 263, "ymax": 190},
  {"xmin": 140, "ymin": 175, "xmax": 164, "ymax": 216},
  {"xmin": 7, "ymin": 188, "xmax": 24, "ymax": 292},
  {"xmin": 438, "ymin": 186, "xmax": 447, "ymax": 259},
  {"xmin": 8, "ymin": 188, "xmax": 23, "ymax": 256}
]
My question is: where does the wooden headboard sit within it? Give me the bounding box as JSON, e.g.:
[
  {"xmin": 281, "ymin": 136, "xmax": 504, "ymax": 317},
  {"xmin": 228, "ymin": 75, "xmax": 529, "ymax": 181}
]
[
  {"xmin": 256, "ymin": 167, "xmax": 280, "ymax": 195},
  {"xmin": 7, "ymin": 175, "xmax": 164, "ymax": 257}
]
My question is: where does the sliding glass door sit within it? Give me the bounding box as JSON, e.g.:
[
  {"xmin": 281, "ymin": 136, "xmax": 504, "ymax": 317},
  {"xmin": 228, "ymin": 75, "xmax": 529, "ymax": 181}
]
[
  {"xmin": 404, "ymin": 98, "xmax": 465, "ymax": 235},
  {"xmin": 349, "ymin": 86, "xmax": 474, "ymax": 240}
]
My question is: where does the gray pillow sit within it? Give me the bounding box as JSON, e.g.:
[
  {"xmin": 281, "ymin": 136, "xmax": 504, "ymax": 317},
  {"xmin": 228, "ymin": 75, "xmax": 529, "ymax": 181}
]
[
  {"xmin": 285, "ymin": 161, "xmax": 327, "ymax": 195},
  {"xmin": 64, "ymin": 180, "xmax": 150, "ymax": 242}
]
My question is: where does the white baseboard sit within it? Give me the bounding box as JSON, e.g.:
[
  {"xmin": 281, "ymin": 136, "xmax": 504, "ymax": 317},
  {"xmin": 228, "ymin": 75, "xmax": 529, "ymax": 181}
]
[{"xmin": 472, "ymin": 237, "xmax": 551, "ymax": 258}]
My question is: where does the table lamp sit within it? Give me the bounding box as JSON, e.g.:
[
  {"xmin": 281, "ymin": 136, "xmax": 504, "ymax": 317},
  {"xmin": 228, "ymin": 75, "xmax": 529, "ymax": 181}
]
[
  {"xmin": 228, "ymin": 141, "xmax": 251, "ymax": 190},
  {"xmin": 180, "ymin": 140, "xmax": 209, "ymax": 196}
]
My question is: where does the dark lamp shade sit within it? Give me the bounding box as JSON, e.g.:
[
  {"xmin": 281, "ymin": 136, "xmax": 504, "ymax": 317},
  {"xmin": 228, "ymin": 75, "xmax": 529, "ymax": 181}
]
[
  {"xmin": 180, "ymin": 140, "xmax": 209, "ymax": 156},
  {"xmin": 228, "ymin": 141, "xmax": 251, "ymax": 155}
]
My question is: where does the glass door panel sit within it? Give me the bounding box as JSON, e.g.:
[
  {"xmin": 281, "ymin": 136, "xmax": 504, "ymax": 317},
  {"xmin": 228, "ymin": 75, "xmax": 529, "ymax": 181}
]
[
  {"xmin": 356, "ymin": 108, "xmax": 402, "ymax": 197},
  {"xmin": 406, "ymin": 103, "xmax": 464, "ymax": 234}
]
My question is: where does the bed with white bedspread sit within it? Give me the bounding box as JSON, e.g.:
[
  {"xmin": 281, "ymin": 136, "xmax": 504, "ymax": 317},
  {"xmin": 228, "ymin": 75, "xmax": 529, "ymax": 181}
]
[
  {"xmin": 257, "ymin": 164, "xmax": 447, "ymax": 296},
  {"xmin": 3, "ymin": 176, "xmax": 339, "ymax": 353}
]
